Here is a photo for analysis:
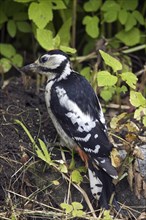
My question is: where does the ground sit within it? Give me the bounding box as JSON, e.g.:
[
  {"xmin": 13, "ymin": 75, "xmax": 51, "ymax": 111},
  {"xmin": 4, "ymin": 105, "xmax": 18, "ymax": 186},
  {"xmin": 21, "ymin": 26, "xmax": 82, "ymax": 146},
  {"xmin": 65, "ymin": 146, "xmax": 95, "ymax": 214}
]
[{"xmin": 0, "ymin": 76, "xmax": 146, "ymax": 219}]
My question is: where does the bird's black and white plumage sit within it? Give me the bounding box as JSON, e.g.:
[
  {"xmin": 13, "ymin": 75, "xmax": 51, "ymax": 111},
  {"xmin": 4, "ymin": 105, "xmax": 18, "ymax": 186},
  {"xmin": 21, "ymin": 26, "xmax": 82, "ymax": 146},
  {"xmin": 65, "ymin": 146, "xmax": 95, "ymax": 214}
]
[{"xmin": 22, "ymin": 49, "xmax": 118, "ymax": 209}]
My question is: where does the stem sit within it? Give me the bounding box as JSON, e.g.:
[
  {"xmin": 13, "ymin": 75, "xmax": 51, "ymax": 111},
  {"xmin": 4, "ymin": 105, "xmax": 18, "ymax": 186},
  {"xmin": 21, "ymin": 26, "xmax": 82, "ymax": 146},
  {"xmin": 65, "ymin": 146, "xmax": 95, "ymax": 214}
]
[{"xmin": 72, "ymin": 0, "xmax": 77, "ymax": 48}]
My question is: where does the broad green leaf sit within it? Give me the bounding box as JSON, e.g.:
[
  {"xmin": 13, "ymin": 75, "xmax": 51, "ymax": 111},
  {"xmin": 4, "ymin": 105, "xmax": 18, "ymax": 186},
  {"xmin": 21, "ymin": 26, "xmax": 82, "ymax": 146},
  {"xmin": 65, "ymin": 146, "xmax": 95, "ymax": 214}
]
[
  {"xmin": 80, "ymin": 67, "xmax": 91, "ymax": 81},
  {"xmin": 51, "ymin": 0, "xmax": 66, "ymax": 9},
  {"xmin": 142, "ymin": 115, "xmax": 146, "ymax": 127},
  {"xmin": 116, "ymin": 85, "xmax": 127, "ymax": 94},
  {"xmin": 7, "ymin": 20, "xmax": 16, "ymax": 37},
  {"xmin": 101, "ymin": 0, "xmax": 120, "ymax": 12},
  {"xmin": 100, "ymin": 87, "xmax": 116, "ymax": 102},
  {"xmin": 116, "ymin": 28, "xmax": 140, "ymax": 46},
  {"xmin": 17, "ymin": 21, "xmax": 31, "ymax": 33},
  {"xmin": 72, "ymin": 202, "xmax": 83, "ymax": 210},
  {"xmin": 104, "ymin": 10, "xmax": 118, "ymax": 23},
  {"xmin": 60, "ymin": 46, "xmax": 76, "ymax": 54},
  {"xmin": 99, "ymin": 50, "xmax": 122, "ymax": 72},
  {"xmin": 132, "ymin": 10, "xmax": 144, "ymax": 25},
  {"xmin": 72, "ymin": 210, "xmax": 85, "ymax": 217},
  {"xmin": 130, "ymin": 91, "xmax": 146, "ymax": 107},
  {"xmin": 0, "ymin": 9, "xmax": 7, "ymax": 24},
  {"xmin": 36, "ymin": 29, "xmax": 53, "ymax": 50},
  {"xmin": 0, "ymin": 58, "xmax": 12, "ymax": 73},
  {"xmin": 59, "ymin": 164, "xmax": 68, "ymax": 173},
  {"xmin": 121, "ymin": 72, "xmax": 138, "ymax": 89},
  {"xmin": 52, "ymin": 35, "xmax": 60, "ymax": 48},
  {"xmin": 71, "ymin": 170, "xmax": 83, "ymax": 184},
  {"xmin": 125, "ymin": 13, "xmax": 137, "ymax": 31},
  {"xmin": 58, "ymin": 18, "xmax": 72, "ymax": 46},
  {"xmin": 28, "ymin": 2, "xmax": 52, "ymax": 28},
  {"xmin": 134, "ymin": 107, "xmax": 145, "ymax": 120},
  {"xmin": 60, "ymin": 203, "xmax": 73, "ymax": 214},
  {"xmin": 11, "ymin": 54, "xmax": 23, "ymax": 67},
  {"xmin": 97, "ymin": 71, "xmax": 118, "ymax": 86},
  {"xmin": 121, "ymin": 0, "xmax": 138, "ymax": 10},
  {"xmin": 83, "ymin": 16, "xmax": 99, "ymax": 38},
  {"xmin": 0, "ymin": 43, "xmax": 16, "ymax": 58},
  {"xmin": 84, "ymin": 0, "xmax": 102, "ymax": 12},
  {"xmin": 118, "ymin": 9, "xmax": 128, "ymax": 25},
  {"xmin": 103, "ymin": 210, "xmax": 113, "ymax": 220}
]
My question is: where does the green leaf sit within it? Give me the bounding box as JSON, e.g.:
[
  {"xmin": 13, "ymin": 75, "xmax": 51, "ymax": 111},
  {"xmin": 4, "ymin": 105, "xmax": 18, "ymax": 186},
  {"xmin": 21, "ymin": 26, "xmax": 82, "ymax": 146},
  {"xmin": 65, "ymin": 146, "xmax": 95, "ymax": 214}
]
[
  {"xmin": 116, "ymin": 28, "xmax": 140, "ymax": 46},
  {"xmin": 97, "ymin": 71, "xmax": 118, "ymax": 86},
  {"xmin": 72, "ymin": 202, "xmax": 83, "ymax": 210},
  {"xmin": 83, "ymin": 16, "xmax": 99, "ymax": 38},
  {"xmin": 101, "ymin": 0, "xmax": 120, "ymax": 12},
  {"xmin": 28, "ymin": 2, "xmax": 53, "ymax": 28},
  {"xmin": 80, "ymin": 67, "xmax": 91, "ymax": 81},
  {"xmin": 59, "ymin": 164, "xmax": 68, "ymax": 173},
  {"xmin": 7, "ymin": 20, "xmax": 17, "ymax": 37},
  {"xmin": 104, "ymin": 10, "xmax": 118, "ymax": 23},
  {"xmin": 116, "ymin": 85, "xmax": 127, "ymax": 94},
  {"xmin": 36, "ymin": 29, "xmax": 53, "ymax": 50},
  {"xmin": 52, "ymin": 35, "xmax": 60, "ymax": 48},
  {"xmin": 100, "ymin": 87, "xmax": 116, "ymax": 102},
  {"xmin": 134, "ymin": 107, "xmax": 145, "ymax": 120},
  {"xmin": 142, "ymin": 115, "xmax": 146, "ymax": 127},
  {"xmin": 60, "ymin": 46, "xmax": 76, "ymax": 54},
  {"xmin": 60, "ymin": 203, "xmax": 73, "ymax": 214},
  {"xmin": 118, "ymin": 9, "xmax": 128, "ymax": 25},
  {"xmin": 132, "ymin": 10, "xmax": 145, "ymax": 25},
  {"xmin": 38, "ymin": 138, "xmax": 52, "ymax": 164},
  {"xmin": 17, "ymin": 21, "xmax": 31, "ymax": 33},
  {"xmin": 130, "ymin": 91, "xmax": 146, "ymax": 107},
  {"xmin": 121, "ymin": 0, "xmax": 138, "ymax": 10},
  {"xmin": 0, "ymin": 58, "xmax": 12, "ymax": 73},
  {"xmin": 72, "ymin": 210, "xmax": 85, "ymax": 217},
  {"xmin": 121, "ymin": 72, "xmax": 138, "ymax": 89},
  {"xmin": 103, "ymin": 210, "xmax": 113, "ymax": 220},
  {"xmin": 0, "ymin": 43, "xmax": 16, "ymax": 58},
  {"xmin": 0, "ymin": 8, "xmax": 7, "ymax": 24},
  {"xmin": 71, "ymin": 170, "xmax": 83, "ymax": 184},
  {"xmin": 84, "ymin": 0, "xmax": 102, "ymax": 12},
  {"xmin": 125, "ymin": 13, "xmax": 137, "ymax": 31},
  {"xmin": 58, "ymin": 18, "xmax": 72, "ymax": 46},
  {"xmin": 99, "ymin": 50, "xmax": 122, "ymax": 72},
  {"xmin": 11, "ymin": 54, "xmax": 23, "ymax": 67},
  {"xmin": 51, "ymin": 0, "xmax": 66, "ymax": 9}
]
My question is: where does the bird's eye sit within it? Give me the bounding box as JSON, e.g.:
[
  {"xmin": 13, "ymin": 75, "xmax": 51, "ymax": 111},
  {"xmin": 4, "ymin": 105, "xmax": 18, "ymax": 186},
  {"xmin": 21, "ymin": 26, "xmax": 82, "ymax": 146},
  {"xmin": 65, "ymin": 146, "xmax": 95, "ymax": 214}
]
[{"xmin": 40, "ymin": 55, "xmax": 49, "ymax": 63}]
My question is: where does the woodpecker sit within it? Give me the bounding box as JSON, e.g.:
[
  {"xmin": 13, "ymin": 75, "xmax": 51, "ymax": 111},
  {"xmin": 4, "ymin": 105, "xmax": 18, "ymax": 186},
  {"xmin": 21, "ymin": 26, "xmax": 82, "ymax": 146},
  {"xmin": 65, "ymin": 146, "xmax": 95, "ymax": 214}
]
[{"xmin": 22, "ymin": 50, "xmax": 119, "ymax": 210}]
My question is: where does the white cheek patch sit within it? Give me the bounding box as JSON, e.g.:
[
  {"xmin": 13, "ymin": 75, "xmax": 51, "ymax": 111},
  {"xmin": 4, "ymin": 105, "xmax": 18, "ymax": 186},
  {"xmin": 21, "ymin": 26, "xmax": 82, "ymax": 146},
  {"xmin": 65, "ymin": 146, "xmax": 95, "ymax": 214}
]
[
  {"xmin": 88, "ymin": 168, "xmax": 103, "ymax": 200},
  {"xmin": 56, "ymin": 87, "xmax": 96, "ymax": 132}
]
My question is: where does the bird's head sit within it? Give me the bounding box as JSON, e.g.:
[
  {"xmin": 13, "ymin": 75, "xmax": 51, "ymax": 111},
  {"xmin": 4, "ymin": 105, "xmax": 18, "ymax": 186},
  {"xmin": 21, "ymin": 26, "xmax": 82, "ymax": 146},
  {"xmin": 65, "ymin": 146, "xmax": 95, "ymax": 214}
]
[{"xmin": 21, "ymin": 50, "xmax": 71, "ymax": 80}]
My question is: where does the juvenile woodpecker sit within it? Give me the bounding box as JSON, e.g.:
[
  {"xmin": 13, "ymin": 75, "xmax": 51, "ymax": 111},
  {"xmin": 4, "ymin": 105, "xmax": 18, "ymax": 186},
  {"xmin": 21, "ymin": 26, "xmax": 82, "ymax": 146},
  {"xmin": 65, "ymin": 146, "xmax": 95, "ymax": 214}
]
[{"xmin": 22, "ymin": 50, "xmax": 118, "ymax": 209}]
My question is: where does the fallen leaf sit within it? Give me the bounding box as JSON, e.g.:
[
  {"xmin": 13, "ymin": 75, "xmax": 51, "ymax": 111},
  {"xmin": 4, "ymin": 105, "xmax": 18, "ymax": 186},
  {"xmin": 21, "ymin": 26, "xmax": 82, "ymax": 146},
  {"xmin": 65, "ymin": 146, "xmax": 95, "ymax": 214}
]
[
  {"xmin": 110, "ymin": 148, "xmax": 121, "ymax": 167},
  {"xmin": 134, "ymin": 171, "xmax": 142, "ymax": 199},
  {"xmin": 125, "ymin": 133, "xmax": 137, "ymax": 142},
  {"xmin": 142, "ymin": 180, "xmax": 146, "ymax": 198},
  {"xmin": 137, "ymin": 212, "xmax": 146, "ymax": 220},
  {"xmin": 127, "ymin": 163, "xmax": 134, "ymax": 191},
  {"xmin": 133, "ymin": 146, "xmax": 144, "ymax": 160}
]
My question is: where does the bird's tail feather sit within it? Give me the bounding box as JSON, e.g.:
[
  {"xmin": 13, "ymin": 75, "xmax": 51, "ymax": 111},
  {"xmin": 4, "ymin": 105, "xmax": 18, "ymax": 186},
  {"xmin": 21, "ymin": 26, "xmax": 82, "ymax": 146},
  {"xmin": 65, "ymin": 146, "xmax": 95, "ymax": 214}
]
[{"xmin": 88, "ymin": 161, "xmax": 119, "ymax": 210}]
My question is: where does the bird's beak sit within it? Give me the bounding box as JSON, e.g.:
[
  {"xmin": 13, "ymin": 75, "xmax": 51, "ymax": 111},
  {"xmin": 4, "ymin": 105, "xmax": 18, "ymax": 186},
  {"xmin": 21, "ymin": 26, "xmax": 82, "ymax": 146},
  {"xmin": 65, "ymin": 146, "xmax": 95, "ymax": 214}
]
[{"xmin": 21, "ymin": 62, "xmax": 38, "ymax": 75}]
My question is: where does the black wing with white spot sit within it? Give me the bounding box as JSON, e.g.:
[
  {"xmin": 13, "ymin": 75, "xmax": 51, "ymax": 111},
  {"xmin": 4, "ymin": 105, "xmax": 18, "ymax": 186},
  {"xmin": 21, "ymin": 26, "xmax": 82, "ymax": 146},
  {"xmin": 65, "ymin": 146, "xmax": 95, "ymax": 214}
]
[{"xmin": 50, "ymin": 71, "xmax": 113, "ymax": 158}]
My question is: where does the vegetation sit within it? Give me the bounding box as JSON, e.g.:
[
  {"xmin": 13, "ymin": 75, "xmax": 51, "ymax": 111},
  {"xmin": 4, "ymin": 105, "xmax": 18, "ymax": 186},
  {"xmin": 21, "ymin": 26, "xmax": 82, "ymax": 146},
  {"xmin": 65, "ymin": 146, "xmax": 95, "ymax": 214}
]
[{"xmin": 0, "ymin": 0, "xmax": 146, "ymax": 219}]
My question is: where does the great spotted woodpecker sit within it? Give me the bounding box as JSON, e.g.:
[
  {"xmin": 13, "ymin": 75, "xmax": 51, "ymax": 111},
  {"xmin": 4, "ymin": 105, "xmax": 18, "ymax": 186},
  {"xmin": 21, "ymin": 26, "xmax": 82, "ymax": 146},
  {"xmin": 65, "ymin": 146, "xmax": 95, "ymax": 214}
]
[{"xmin": 22, "ymin": 50, "xmax": 119, "ymax": 209}]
